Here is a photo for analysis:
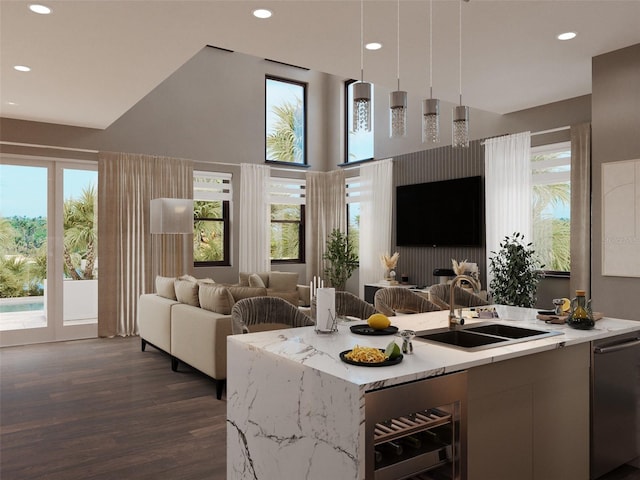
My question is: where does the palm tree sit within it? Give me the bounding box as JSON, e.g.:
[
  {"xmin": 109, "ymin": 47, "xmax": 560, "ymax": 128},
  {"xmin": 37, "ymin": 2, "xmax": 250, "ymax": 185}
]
[
  {"xmin": 266, "ymin": 100, "xmax": 304, "ymax": 163},
  {"xmin": 194, "ymin": 201, "xmax": 224, "ymax": 262},
  {"xmin": 63, "ymin": 186, "xmax": 97, "ymax": 279}
]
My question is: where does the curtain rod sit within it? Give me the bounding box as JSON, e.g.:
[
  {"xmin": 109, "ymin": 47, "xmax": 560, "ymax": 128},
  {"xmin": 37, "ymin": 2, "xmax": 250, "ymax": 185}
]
[
  {"xmin": 0, "ymin": 140, "xmax": 99, "ymax": 153},
  {"xmin": 481, "ymin": 126, "xmax": 570, "ymax": 145}
]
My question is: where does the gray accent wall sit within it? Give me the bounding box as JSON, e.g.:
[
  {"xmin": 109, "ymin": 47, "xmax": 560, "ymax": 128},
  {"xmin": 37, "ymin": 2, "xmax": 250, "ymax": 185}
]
[
  {"xmin": 391, "ymin": 141, "xmax": 487, "ymax": 289},
  {"xmin": 591, "ymin": 43, "xmax": 640, "ymax": 321}
]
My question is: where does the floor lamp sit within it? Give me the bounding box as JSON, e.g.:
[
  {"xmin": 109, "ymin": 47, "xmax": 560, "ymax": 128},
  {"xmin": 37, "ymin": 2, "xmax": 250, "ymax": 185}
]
[{"xmin": 150, "ymin": 198, "xmax": 193, "ymax": 278}]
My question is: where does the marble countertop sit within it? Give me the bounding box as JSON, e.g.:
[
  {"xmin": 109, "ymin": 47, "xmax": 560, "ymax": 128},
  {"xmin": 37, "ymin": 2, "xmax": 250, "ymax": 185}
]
[{"xmin": 227, "ymin": 305, "xmax": 640, "ymax": 391}]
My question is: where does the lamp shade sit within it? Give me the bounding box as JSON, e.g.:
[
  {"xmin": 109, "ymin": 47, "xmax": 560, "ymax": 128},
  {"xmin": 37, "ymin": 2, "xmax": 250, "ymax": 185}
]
[{"xmin": 150, "ymin": 198, "xmax": 193, "ymax": 234}]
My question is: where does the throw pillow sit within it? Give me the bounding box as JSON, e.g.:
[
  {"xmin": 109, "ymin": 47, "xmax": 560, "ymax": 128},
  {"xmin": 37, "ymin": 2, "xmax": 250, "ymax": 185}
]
[
  {"xmin": 248, "ymin": 273, "xmax": 266, "ymax": 288},
  {"xmin": 238, "ymin": 272, "xmax": 250, "ymax": 286},
  {"xmin": 199, "ymin": 284, "xmax": 235, "ymax": 314},
  {"xmin": 156, "ymin": 276, "xmax": 177, "ymax": 300},
  {"xmin": 174, "ymin": 278, "xmax": 199, "ymax": 307},
  {"xmin": 178, "ymin": 274, "xmax": 198, "ymax": 283},
  {"xmin": 269, "ymin": 271, "xmax": 298, "ymax": 291},
  {"xmin": 227, "ymin": 286, "xmax": 267, "ymax": 301},
  {"xmin": 267, "ymin": 289, "xmax": 299, "ymax": 306}
]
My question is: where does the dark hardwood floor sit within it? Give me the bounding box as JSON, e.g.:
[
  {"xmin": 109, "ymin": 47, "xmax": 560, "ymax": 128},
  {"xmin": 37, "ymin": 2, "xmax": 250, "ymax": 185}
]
[
  {"xmin": 0, "ymin": 337, "xmax": 226, "ymax": 480},
  {"xmin": 1, "ymin": 336, "xmax": 639, "ymax": 480}
]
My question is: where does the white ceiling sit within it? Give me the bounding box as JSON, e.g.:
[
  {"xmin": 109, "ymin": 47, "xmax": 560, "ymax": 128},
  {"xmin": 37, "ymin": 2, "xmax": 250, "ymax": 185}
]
[{"xmin": 1, "ymin": 0, "xmax": 639, "ymax": 130}]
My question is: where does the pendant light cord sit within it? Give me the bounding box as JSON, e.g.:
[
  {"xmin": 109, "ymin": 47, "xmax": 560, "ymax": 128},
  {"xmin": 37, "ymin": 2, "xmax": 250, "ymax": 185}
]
[
  {"xmin": 459, "ymin": 0, "xmax": 463, "ymax": 106},
  {"xmin": 396, "ymin": 0, "xmax": 401, "ymax": 91},
  {"xmin": 360, "ymin": 0, "xmax": 364, "ymax": 82},
  {"xmin": 429, "ymin": 0, "xmax": 433, "ymax": 99}
]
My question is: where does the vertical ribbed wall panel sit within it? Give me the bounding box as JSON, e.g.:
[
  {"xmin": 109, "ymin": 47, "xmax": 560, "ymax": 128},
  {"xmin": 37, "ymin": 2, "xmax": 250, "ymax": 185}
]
[{"xmin": 391, "ymin": 140, "xmax": 487, "ymax": 288}]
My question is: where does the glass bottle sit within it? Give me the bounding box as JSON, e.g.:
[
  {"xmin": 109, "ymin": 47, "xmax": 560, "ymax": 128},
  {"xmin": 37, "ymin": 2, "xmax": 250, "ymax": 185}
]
[{"xmin": 566, "ymin": 290, "xmax": 595, "ymax": 330}]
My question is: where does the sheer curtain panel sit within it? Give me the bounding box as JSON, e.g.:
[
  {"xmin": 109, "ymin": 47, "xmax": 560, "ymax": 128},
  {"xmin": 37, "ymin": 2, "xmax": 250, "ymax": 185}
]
[
  {"xmin": 358, "ymin": 159, "xmax": 393, "ymax": 297},
  {"xmin": 570, "ymin": 123, "xmax": 591, "ymax": 295},
  {"xmin": 98, "ymin": 152, "xmax": 193, "ymax": 337},
  {"xmin": 305, "ymin": 170, "xmax": 346, "ymax": 283},
  {"xmin": 239, "ymin": 164, "xmax": 270, "ymax": 273},
  {"xmin": 484, "ymin": 132, "xmax": 532, "ymax": 289}
]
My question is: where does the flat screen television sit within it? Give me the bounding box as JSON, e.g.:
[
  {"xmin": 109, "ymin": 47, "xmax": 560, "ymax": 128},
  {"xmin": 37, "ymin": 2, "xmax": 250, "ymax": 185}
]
[{"xmin": 396, "ymin": 176, "xmax": 483, "ymax": 247}]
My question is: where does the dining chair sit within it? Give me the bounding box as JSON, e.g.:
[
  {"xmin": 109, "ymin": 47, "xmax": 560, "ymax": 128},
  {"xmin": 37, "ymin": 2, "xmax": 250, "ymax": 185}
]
[{"xmin": 231, "ymin": 296, "xmax": 315, "ymax": 334}]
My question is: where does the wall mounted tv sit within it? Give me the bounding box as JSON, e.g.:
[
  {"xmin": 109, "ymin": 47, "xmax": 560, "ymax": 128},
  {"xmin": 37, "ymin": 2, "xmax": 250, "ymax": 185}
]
[{"xmin": 396, "ymin": 176, "xmax": 483, "ymax": 247}]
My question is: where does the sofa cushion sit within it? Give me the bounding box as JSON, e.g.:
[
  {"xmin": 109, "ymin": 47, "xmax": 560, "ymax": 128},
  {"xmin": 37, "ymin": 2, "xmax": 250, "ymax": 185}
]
[
  {"xmin": 156, "ymin": 276, "xmax": 177, "ymax": 300},
  {"xmin": 227, "ymin": 286, "xmax": 267, "ymax": 301},
  {"xmin": 248, "ymin": 273, "xmax": 266, "ymax": 288},
  {"xmin": 174, "ymin": 278, "xmax": 199, "ymax": 307},
  {"xmin": 269, "ymin": 271, "xmax": 298, "ymax": 291},
  {"xmin": 267, "ymin": 289, "xmax": 299, "ymax": 306},
  {"xmin": 239, "ymin": 272, "xmax": 270, "ymax": 287},
  {"xmin": 199, "ymin": 284, "xmax": 235, "ymax": 315}
]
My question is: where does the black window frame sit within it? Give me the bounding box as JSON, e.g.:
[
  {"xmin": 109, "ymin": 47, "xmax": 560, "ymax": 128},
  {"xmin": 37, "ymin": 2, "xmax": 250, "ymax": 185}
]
[
  {"xmin": 270, "ymin": 204, "xmax": 306, "ymax": 264},
  {"xmin": 265, "ymin": 75, "xmax": 308, "ymax": 167},
  {"xmin": 193, "ymin": 199, "xmax": 231, "ymax": 267}
]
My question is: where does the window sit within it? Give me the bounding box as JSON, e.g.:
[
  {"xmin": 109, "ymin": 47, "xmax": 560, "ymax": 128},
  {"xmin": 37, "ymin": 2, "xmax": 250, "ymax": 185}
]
[
  {"xmin": 345, "ymin": 80, "xmax": 374, "ymax": 163},
  {"xmin": 346, "ymin": 177, "xmax": 361, "ymax": 258},
  {"xmin": 270, "ymin": 178, "xmax": 305, "ymax": 263},
  {"xmin": 265, "ymin": 77, "xmax": 307, "ymax": 165},
  {"xmin": 193, "ymin": 171, "xmax": 232, "ymax": 266},
  {"xmin": 531, "ymin": 142, "xmax": 571, "ymax": 272}
]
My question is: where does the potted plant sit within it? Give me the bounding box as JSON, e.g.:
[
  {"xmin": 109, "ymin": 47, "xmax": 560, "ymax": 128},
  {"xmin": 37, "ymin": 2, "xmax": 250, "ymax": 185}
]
[
  {"xmin": 489, "ymin": 232, "xmax": 544, "ymax": 307},
  {"xmin": 323, "ymin": 229, "xmax": 359, "ymax": 291}
]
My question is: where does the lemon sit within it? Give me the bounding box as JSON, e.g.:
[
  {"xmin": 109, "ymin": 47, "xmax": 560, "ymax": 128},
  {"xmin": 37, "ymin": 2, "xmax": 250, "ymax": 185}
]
[
  {"xmin": 561, "ymin": 298, "xmax": 571, "ymax": 313},
  {"xmin": 367, "ymin": 313, "xmax": 391, "ymax": 330},
  {"xmin": 384, "ymin": 341, "xmax": 401, "ymax": 360}
]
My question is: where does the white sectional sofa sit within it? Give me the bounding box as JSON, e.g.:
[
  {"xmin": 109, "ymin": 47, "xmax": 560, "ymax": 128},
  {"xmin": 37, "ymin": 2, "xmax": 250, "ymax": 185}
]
[{"xmin": 138, "ymin": 273, "xmax": 311, "ymax": 400}]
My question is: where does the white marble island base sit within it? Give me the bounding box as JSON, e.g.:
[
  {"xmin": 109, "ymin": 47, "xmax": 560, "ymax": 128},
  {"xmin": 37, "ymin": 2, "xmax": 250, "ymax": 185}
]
[{"xmin": 226, "ymin": 337, "xmax": 365, "ymax": 479}]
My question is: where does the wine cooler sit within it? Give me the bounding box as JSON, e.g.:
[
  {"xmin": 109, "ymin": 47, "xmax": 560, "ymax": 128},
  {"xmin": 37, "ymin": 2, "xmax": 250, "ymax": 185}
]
[{"xmin": 365, "ymin": 371, "xmax": 467, "ymax": 480}]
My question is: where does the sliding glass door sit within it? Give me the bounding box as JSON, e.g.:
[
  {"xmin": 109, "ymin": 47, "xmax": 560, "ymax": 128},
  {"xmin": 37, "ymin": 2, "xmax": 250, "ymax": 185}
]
[{"xmin": 0, "ymin": 156, "xmax": 98, "ymax": 346}]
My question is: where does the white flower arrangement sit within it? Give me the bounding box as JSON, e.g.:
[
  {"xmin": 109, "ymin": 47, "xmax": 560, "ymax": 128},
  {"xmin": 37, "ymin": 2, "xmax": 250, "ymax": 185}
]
[{"xmin": 452, "ymin": 259, "xmax": 479, "ymax": 281}]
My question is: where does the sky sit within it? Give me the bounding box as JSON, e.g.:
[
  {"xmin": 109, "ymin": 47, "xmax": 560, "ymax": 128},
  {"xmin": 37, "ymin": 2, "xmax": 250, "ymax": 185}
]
[{"xmin": 0, "ymin": 165, "xmax": 96, "ymax": 217}]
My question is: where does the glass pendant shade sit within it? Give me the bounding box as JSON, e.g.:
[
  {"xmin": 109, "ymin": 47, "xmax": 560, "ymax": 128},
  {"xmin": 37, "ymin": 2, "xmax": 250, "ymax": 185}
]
[
  {"xmin": 389, "ymin": 90, "xmax": 407, "ymax": 138},
  {"xmin": 422, "ymin": 98, "xmax": 440, "ymax": 143},
  {"xmin": 353, "ymin": 81, "xmax": 372, "ymax": 132},
  {"xmin": 452, "ymin": 105, "xmax": 470, "ymax": 148}
]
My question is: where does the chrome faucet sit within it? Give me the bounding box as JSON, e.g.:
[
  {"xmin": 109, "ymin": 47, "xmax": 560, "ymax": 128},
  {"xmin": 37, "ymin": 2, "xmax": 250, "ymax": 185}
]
[{"xmin": 449, "ymin": 274, "xmax": 481, "ymax": 329}]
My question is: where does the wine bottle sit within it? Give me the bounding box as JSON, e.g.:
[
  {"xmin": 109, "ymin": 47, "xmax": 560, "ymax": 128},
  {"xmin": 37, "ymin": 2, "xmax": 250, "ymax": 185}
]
[
  {"xmin": 400, "ymin": 435, "xmax": 422, "ymax": 449},
  {"xmin": 380, "ymin": 440, "xmax": 403, "ymax": 456},
  {"xmin": 374, "ymin": 449, "xmax": 383, "ymax": 464}
]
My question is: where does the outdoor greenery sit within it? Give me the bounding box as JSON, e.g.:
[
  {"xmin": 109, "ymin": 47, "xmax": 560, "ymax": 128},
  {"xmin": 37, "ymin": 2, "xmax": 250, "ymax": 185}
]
[
  {"xmin": 193, "ymin": 200, "xmax": 224, "ymax": 262},
  {"xmin": 270, "ymin": 204, "xmax": 302, "ymax": 260},
  {"xmin": 489, "ymin": 232, "xmax": 544, "ymax": 308},
  {"xmin": 323, "ymin": 229, "xmax": 358, "ymax": 291},
  {"xmin": 531, "ymin": 152, "xmax": 571, "ymax": 271},
  {"xmin": 266, "ymin": 100, "xmax": 304, "ymax": 164},
  {"xmin": 0, "ymin": 187, "xmax": 97, "ymax": 298}
]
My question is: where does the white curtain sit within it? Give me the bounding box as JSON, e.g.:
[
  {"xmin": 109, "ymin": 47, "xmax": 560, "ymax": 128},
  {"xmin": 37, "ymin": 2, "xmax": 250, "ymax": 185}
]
[
  {"xmin": 359, "ymin": 159, "xmax": 394, "ymax": 297},
  {"xmin": 305, "ymin": 170, "xmax": 346, "ymax": 283},
  {"xmin": 484, "ymin": 132, "xmax": 532, "ymax": 289},
  {"xmin": 98, "ymin": 152, "xmax": 193, "ymax": 337},
  {"xmin": 239, "ymin": 163, "xmax": 270, "ymax": 273}
]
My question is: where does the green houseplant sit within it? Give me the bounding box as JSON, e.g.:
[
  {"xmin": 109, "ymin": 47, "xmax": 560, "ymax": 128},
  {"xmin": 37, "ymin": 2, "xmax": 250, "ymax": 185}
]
[
  {"xmin": 489, "ymin": 232, "xmax": 544, "ymax": 307},
  {"xmin": 323, "ymin": 229, "xmax": 359, "ymax": 291}
]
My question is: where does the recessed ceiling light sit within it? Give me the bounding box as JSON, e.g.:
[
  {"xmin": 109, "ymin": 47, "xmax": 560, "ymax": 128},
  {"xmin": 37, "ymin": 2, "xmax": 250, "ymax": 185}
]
[
  {"xmin": 29, "ymin": 4, "xmax": 51, "ymax": 14},
  {"xmin": 366, "ymin": 42, "xmax": 382, "ymax": 51},
  {"xmin": 253, "ymin": 9, "xmax": 272, "ymax": 19},
  {"xmin": 557, "ymin": 32, "xmax": 577, "ymax": 41},
  {"xmin": 14, "ymin": 65, "xmax": 31, "ymax": 72},
  {"xmin": 6, "ymin": 101, "xmax": 18, "ymax": 106}
]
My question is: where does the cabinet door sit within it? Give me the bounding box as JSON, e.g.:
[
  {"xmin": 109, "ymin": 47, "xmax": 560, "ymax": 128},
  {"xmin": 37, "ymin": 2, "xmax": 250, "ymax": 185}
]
[{"xmin": 467, "ymin": 384, "xmax": 533, "ymax": 480}]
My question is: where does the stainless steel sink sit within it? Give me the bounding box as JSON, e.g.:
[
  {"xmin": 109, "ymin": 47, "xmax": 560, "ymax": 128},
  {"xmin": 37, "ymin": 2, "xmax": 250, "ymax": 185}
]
[{"xmin": 415, "ymin": 322, "xmax": 563, "ymax": 351}]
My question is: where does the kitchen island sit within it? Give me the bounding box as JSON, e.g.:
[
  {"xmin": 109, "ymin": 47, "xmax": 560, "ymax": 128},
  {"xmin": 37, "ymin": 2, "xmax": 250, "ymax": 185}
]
[{"xmin": 226, "ymin": 306, "xmax": 640, "ymax": 479}]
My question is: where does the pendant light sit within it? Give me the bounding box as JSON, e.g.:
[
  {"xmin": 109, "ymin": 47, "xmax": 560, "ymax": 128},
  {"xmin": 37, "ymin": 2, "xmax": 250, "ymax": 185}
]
[
  {"xmin": 452, "ymin": 0, "xmax": 470, "ymax": 148},
  {"xmin": 422, "ymin": 0, "xmax": 440, "ymax": 143},
  {"xmin": 390, "ymin": 0, "xmax": 407, "ymax": 138},
  {"xmin": 353, "ymin": 0, "xmax": 372, "ymax": 132}
]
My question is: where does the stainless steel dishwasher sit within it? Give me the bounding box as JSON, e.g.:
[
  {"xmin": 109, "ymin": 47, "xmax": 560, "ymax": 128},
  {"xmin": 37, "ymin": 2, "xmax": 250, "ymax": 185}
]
[{"xmin": 591, "ymin": 332, "xmax": 640, "ymax": 479}]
